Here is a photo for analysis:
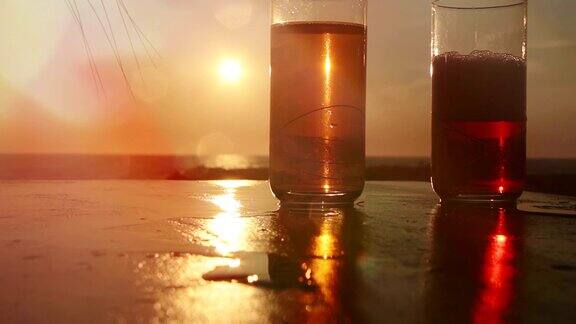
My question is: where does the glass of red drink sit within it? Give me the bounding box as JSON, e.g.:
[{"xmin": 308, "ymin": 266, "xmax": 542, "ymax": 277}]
[
  {"xmin": 270, "ymin": 0, "xmax": 367, "ymax": 205},
  {"xmin": 431, "ymin": 0, "xmax": 527, "ymax": 204}
]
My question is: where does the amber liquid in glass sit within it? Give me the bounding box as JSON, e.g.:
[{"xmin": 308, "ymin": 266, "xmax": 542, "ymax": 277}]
[
  {"xmin": 270, "ymin": 22, "xmax": 367, "ymax": 204},
  {"xmin": 432, "ymin": 51, "xmax": 526, "ymax": 203}
]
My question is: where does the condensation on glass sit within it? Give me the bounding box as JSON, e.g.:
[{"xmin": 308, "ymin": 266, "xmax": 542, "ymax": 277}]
[
  {"xmin": 270, "ymin": 0, "xmax": 368, "ymax": 205},
  {"xmin": 431, "ymin": 0, "xmax": 527, "ymax": 204}
]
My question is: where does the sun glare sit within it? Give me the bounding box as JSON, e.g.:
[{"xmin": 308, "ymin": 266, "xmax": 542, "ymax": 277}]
[{"xmin": 218, "ymin": 58, "xmax": 243, "ymax": 84}]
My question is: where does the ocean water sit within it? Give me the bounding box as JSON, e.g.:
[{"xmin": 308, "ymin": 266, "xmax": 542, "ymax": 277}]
[{"xmin": 0, "ymin": 154, "xmax": 574, "ymax": 180}]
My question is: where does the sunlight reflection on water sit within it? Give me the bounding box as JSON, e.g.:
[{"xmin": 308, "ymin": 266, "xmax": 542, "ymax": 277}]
[
  {"xmin": 148, "ymin": 180, "xmax": 269, "ymax": 322},
  {"xmin": 206, "ymin": 180, "xmax": 256, "ymax": 256},
  {"xmin": 146, "ymin": 182, "xmax": 363, "ymax": 322}
]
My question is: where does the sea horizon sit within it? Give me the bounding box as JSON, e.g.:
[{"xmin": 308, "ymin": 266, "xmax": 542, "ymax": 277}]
[{"xmin": 1, "ymin": 153, "xmax": 575, "ymax": 178}]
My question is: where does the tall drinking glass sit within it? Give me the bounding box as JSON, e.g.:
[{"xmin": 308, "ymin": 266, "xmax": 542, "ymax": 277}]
[
  {"xmin": 270, "ymin": 0, "xmax": 368, "ymax": 205},
  {"xmin": 431, "ymin": 0, "xmax": 527, "ymax": 204}
]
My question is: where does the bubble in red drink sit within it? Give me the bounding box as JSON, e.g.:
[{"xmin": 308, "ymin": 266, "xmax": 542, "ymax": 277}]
[{"xmin": 432, "ymin": 50, "xmax": 527, "ymax": 202}]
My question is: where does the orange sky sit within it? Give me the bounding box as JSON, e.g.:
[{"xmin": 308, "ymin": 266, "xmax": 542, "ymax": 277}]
[{"xmin": 0, "ymin": 0, "xmax": 574, "ymax": 157}]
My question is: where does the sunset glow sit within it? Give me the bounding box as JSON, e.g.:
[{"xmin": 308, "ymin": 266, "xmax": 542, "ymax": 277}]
[
  {"xmin": 218, "ymin": 58, "xmax": 243, "ymax": 84},
  {"xmin": 2, "ymin": 1, "xmax": 575, "ymax": 323},
  {"xmin": 0, "ymin": 1, "xmax": 573, "ymax": 157}
]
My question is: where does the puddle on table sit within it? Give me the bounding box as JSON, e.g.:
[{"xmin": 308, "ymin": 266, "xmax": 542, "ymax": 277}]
[
  {"xmin": 202, "ymin": 252, "xmax": 317, "ymax": 290},
  {"xmin": 172, "ymin": 203, "xmax": 364, "ymax": 291},
  {"xmin": 134, "ymin": 203, "xmax": 366, "ymax": 322},
  {"xmin": 517, "ymin": 199, "xmax": 576, "ymax": 216}
]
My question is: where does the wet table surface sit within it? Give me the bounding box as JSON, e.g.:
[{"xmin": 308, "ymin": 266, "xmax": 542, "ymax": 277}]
[{"xmin": 1, "ymin": 181, "xmax": 576, "ymax": 323}]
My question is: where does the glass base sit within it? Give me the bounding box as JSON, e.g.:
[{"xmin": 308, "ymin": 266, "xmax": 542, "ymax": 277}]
[
  {"xmin": 272, "ymin": 189, "xmax": 362, "ymax": 207},
  {"xmin": 438, "ymin": 193, "xmax": 521, "ymax": 207}
]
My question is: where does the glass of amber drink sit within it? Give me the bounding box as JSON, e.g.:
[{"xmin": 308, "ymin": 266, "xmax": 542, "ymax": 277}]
[{"xmin": 270, "ymin": 0, "xmax": 368, "ymax": 205}]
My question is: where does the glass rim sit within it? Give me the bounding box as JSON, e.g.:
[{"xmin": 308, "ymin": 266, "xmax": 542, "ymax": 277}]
[{"xmin": 432, "ymin": 0, "xmax": 526, "ymax": 10}]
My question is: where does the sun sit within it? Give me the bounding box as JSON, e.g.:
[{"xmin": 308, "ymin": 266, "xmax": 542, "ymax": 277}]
[{"xmin": 218, "ymin": 58, "xmax": 243, "ymax": 84}]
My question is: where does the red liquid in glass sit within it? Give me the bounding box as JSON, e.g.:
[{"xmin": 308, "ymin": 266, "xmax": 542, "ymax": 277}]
[
  {"xmin": 270, "ymin": 22, "xmax": 367, "ymax": 204},
  {"xmin": 432, "ymin": 51, "xmax": 526, "ymax": 202}
]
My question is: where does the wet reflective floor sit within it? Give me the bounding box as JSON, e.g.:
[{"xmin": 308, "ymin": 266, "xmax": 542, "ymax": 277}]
[{"xmin": 1, "ymin": 181, "xmax": 576, "ymax": 323}]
